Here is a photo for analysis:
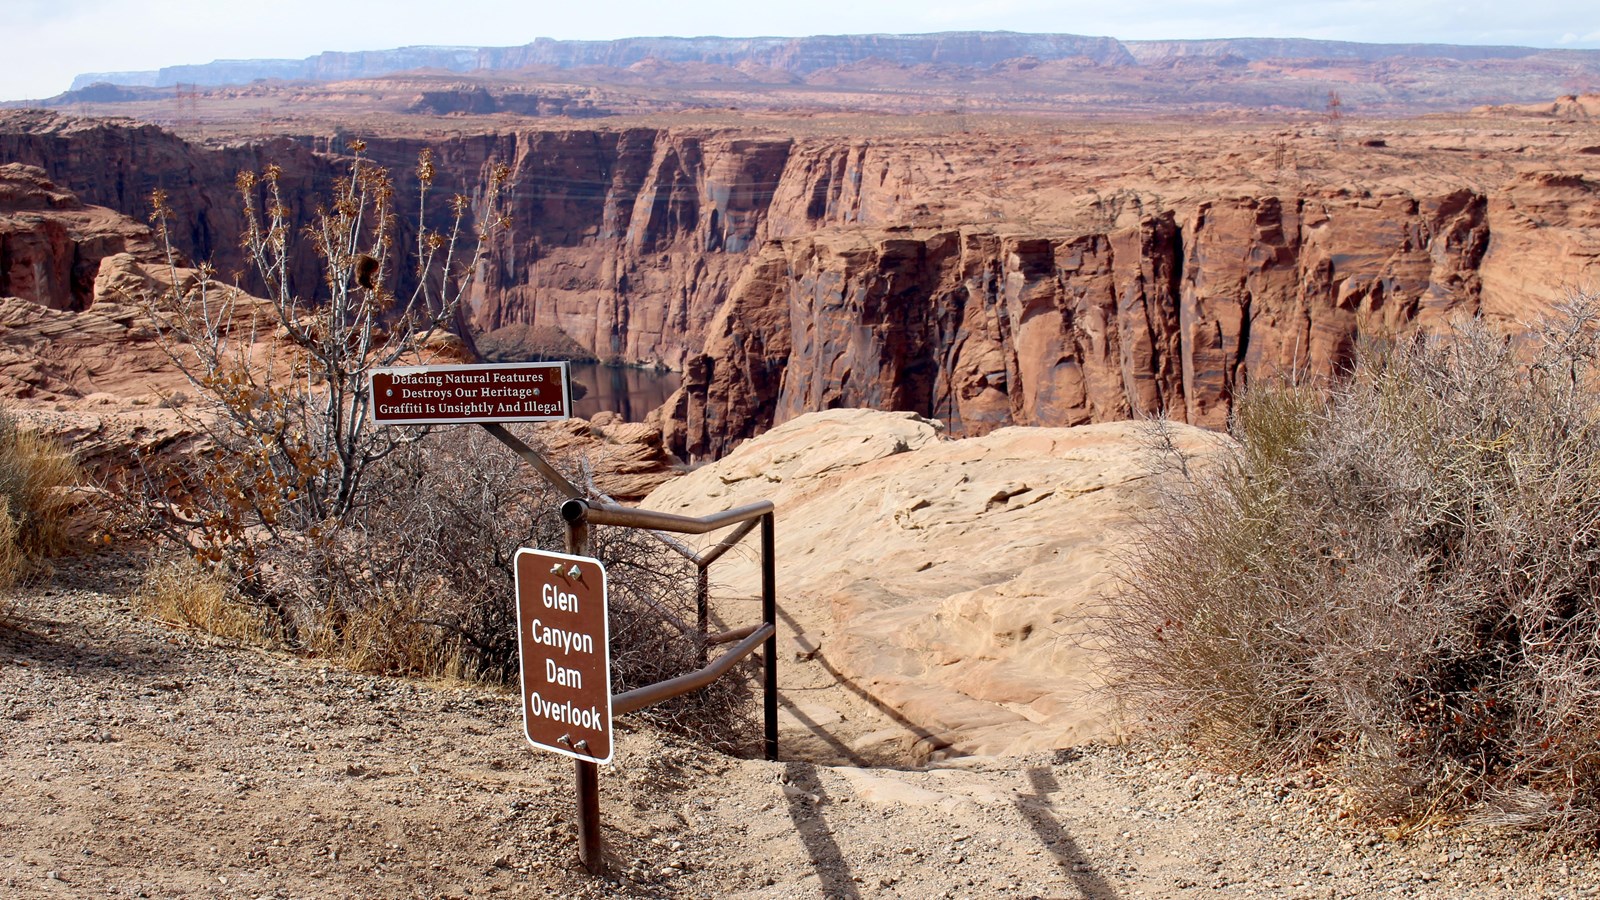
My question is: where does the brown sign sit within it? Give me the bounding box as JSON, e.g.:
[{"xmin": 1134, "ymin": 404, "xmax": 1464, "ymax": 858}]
[
  {"xmin": 513, "ymin": 548, "xmax": 613, "ymax": 764},
  {"xmin": 368, "ymin": 362, "xmax": 571, "ymax": 425}
]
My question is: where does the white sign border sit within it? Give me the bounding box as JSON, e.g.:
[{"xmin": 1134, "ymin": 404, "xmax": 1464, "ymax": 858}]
[
  {"xmin": 367, "ymin": 361, "xmax": 573, "ymax": 426},
  {"xmin": 512, "ymin": 546, "xmax": 614, "ymax": 765}
]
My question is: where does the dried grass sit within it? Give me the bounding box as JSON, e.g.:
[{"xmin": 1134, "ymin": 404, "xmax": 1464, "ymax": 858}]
[
  {"xmin": 135, "ymin": 556, "xmax": 270, "ymax": 645},
  {"xmin": 1111, "ymin": 293, "xmax": 1600, "ymax": 843},
  {"xmin": 0, "ymin": 403, "xmax": 82, "ymax": 588},
  {"xmin": 142, "ymin": 425, "xmax": 752, "ymax": 751},
  {"xmin": 0, "ymin": 506, "xmax": 19, "ymax": 615}
]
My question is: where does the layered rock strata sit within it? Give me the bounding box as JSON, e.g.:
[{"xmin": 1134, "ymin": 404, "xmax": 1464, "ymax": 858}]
[
  {"xmin": 4, "ymin": 113, "xmax": 1599, "ymax": 461},
  {"xmin": 660, "ymin": 187, "xmax": 1509, "ymax": 458}
]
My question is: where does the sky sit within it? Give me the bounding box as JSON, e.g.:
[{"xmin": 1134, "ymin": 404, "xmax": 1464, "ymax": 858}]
[{"xmin": 4, "ymin": 0, "xmax": 1600, "ymax": 101}]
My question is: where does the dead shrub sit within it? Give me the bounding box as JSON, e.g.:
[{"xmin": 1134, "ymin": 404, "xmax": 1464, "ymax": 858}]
[
  {"xmin": 130, "ymin": 147, "xmax": 753, "ymax": 752},
  {"xmin": 1111, "ymin": 294, "xmax": 1600, "ymax": 842},
  {"xmin": 0, "ymin": 506, "xmax": 20, "ymax": 606},
  {"xmin": 240, "ymin": 427, "xmax": 750, "ymax": 748}
]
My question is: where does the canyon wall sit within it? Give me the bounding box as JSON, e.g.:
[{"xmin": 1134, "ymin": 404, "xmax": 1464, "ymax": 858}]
[
  {"xmin": 659, "ymin": 186, "xmax": 1510, "ymax": 458},
  {"xmin": 0, "ymin": 115, "xmax": 930, "ymax": 370},
  {"xmin": 4, "ymin": 112, "xmax": 1599, "ymax": 461},
  {"xmin": 67, "ymin": 32, "xmax": 1597, "ymax": 92},
  {"xmin": 70, "ymin": 33, "xmax": 1139, "ymax": 90}
]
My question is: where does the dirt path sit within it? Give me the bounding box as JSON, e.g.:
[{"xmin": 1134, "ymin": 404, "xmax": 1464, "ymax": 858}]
[{"xmin": 2, "ymin": 555, "xmax": 1594, "ymax": 899}]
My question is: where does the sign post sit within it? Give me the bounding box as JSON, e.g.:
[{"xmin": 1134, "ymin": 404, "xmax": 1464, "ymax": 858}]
[
  {"xmin": 512, "ymin": 548, "xmax": 613, "ymax": 764},
  {"xmin": 365, "ymin": 358, "xmax": 777, "ymax": 876}
]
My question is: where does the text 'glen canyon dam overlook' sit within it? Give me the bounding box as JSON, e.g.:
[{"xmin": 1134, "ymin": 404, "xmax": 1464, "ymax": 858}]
[{"xmin": 10, "ymin": 7, "xmax": 1600, "ymax": 898}]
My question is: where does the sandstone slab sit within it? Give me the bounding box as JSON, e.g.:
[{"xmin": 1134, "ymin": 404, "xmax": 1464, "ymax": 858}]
[{"xmin": 643, "ymin": 408, "xmax": 1228, "ymax": 761}]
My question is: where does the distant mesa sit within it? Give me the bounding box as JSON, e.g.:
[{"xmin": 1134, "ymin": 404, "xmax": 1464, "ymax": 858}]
[
  {"xmin": 66, "ymin": 31, "xmax": 1600, "ymax": 94},
  {"xmin": 66, "ymin": 33, "xmax": 1135, "ymax": 91},
  {"xmin": 406, "ymin": 86, "xmax": 611, "ymax": 118},
  {"xmin": 51, "ymin": 82, "xmax": 171, "ymax": 104}
]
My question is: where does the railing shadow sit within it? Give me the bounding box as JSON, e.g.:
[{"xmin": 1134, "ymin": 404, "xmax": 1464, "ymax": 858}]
[
  {"xmin": 778, "ymin": 690, "xmax": 871, "ymax": 766},
  {"xmin": 783, "ymin": 760, "xmax": 861, "ymax": 900},
  {"xmin": 1015, "ymin": 766, "xmax": 1120, "ymax": 900},
  {"xmin": 0, "ymin": 613, "xmax": 175, "ymax": 679}
]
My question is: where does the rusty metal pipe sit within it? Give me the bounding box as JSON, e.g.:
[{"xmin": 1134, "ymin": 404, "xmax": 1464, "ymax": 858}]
[
  {"xmin": 612, "ymin": 623, "xmax": 775, "ymax": 715},
  {"xmin": 761, "ymin": 512, "xmax": 778, "ymax": 762},
  {"xmin": 695, "ymin": 517, "xmax": 761, "ymax": 568},
  {"xmin": 481, "ymin": 423, "xmax": 582, "ymax": 500},
  {"xmin": 562, "ymin": 498, "xmax": 774, "ymax": 535},
  {"xmin": 564, "ymin": 514, "xmax": 603, "ymax": 875},
  {"xmin": 706, "ymin": 623, "xmax": 763, "ymax": 646}
]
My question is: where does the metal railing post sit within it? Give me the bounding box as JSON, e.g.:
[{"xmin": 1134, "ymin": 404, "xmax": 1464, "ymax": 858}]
[
  {"xmin": 564, "ymin": 506, "xmax": 603, "ymax": 875},
  {"xmin": 695, "ymin": 565, "xmax": 710, "ymax": 666},
  {"xmin": 761, "ymin": 512, "xmax": 778, "ymax": 762}
]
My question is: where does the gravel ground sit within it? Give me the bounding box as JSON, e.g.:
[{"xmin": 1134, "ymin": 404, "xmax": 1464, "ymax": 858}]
[{"xmin": 2, "ymin": 553, "xmax": 1596, "ymax": 898}]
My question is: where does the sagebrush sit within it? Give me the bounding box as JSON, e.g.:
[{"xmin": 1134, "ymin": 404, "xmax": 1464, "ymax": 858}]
[{"xmin": 1113, "ymin": 295, "xmax": 1600, "ymax": 841}]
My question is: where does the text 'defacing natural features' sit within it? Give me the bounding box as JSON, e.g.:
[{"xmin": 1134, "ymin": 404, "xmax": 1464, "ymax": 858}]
[
  {"xmin": 513, "ymin": 548, "xmax": 612, "ymax": 763},
  {"xmin": 368, "ymin": 362, "xmax": 571, "ymax": 425}
]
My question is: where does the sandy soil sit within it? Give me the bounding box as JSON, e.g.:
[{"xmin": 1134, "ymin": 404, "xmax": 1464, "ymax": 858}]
[{"xmin": 3, "ymin": 554, "xmax": 1597, "ymax": 899}]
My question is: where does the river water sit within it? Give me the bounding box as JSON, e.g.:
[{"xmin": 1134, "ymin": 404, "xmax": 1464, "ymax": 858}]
[{"xmin": 567, "ymin": 361, "xmax": 682, "ymax": 422}]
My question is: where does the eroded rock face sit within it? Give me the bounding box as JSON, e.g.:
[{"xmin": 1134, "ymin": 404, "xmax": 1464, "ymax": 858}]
[
  {"xmin": 1480, "ymin": 171, "xmax": 1600, "ymax": 321},
  {"xmin": 644, "ymin": 408, "xmax": 1229, "ymax": 760},
  {"xmin": 0, "ymin": 158, "xmax": 683, "ymax": 497},
  {"xmin": 0, "ymin": 163, "xmax": 158, "ymax": 311},
  {"xmin": 664, "ymin": 187, "xmax": 1493, "ymax": 458},
  {"xmin": 5, "ymin": 113, "xmax": 1600, "ymax": 463}
]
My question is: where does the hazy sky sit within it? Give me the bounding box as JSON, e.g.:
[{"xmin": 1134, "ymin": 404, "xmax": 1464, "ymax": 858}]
[{"xmin": 5, "ymin": 0, "xmax": 1600, "ymax": 101}]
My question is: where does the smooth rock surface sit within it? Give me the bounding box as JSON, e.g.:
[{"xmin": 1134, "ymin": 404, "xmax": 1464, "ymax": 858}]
[{"xmin": 644, "ymin": 408, "xmax": 1229, "ymax": 761}]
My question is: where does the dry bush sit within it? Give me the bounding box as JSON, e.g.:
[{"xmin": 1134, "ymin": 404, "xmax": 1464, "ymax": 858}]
[
  {"xmin": 0, "ymin": 403, "xmax": 82, "ymax": 587},
  {"xmin": 244, "ymin": 427, "xmax": 750, "ymax": 748},
  {"xmin": 1112, "ymin": 294, "xmax": 1600, "ymax": 842},
  {"xmin": 0, "ymin": 506, "xmax": 19, "ymax": 609},
  {"xmin": 132, "ymin": 146, "xmax": 753, "ymax": 750}
]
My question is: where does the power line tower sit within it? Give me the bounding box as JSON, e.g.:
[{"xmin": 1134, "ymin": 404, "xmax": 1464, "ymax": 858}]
[
  {"xmin": 172, "ymin": 83, "xmax": 201, "ymax": 138},
  {"xmin": 1326, "ymin": 91, "xmax": 1344, "ymax": 149}
]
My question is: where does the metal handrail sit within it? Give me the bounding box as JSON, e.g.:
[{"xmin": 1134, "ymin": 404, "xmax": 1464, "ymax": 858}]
[
  {"xmin": 612, "ymin": 623, "xmax": 774, "ymax": 715},
  {"xmin": 465, "ymin": 419, "xmax": 780, "ymax": 877},
  {"xmin": 707, "ymin": 623, "xmax": 763, "ymax": 646},
  {"xmin": 562, "ymin": 497, "xmax": 775, "ymax": 535}
]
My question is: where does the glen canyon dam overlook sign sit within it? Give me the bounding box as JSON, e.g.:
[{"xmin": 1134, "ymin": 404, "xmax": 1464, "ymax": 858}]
[
  {"xmin": 514, "ymin": 549, "xmax": 613, "ymax": 763},
  {"xmin": 368, "ymin": 361, "xmax": 571, "ymax": 424}
]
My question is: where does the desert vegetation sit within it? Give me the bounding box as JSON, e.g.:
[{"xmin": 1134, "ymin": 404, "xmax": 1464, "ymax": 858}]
[
  {"xmin": 126, "ymin": 146, "xmax": 747, "ymax": 741},
  {"xmin": 0, "ymin": 402, "xmax": 81, "ymax": 601},
  {"xmin": 1115, "ymin": 294, "xmax": 1600, "ymax": 843}
]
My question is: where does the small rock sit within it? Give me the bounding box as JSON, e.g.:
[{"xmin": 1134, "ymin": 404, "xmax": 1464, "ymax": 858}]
[{"xmin": 792, "ymin": 635, "xmax": 821, "ymax": 661}]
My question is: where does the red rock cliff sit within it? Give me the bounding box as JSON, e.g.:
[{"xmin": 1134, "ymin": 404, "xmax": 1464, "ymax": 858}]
[
  {"xmin": 4, "ymin": 112, "xmax": 1598, "ymax": 461},
  {"xmin": 661, "ymin": 186, "xmax": 1499, "ymax": 459}
]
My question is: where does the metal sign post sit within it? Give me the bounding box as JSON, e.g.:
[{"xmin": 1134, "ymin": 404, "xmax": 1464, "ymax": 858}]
[{"xmin": 367, "ymin": 360, "xmax": 779, "ymax": 877}]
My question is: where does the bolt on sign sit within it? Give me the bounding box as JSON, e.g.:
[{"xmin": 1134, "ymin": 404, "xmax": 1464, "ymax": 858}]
[
  {"xmin": 367, "ymin": 361, "xmax": 571, "ymax": 425},
  {"xmin": 513, "ymin": 548, "xmax": 613, "ymax": 764}
]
